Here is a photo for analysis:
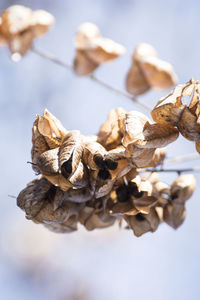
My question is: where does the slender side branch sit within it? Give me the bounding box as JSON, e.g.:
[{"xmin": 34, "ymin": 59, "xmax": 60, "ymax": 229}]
[
  {"xmin": 31, "ymin": 46, "xmax": 151, "ymax": 112},
  {"xmin": 138, "ymin": 167, "xmax": 200, "ymax": 174},
  {"xmin": 164, "ymin": 152, "xmax": 200, "ymax": 165}
]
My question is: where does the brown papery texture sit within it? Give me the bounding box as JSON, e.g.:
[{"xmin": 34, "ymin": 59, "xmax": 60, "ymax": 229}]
[
  {"xmin": 73, "ymin": 22, "xmax": 125, "ymax": 75},
  {"xmin": 0, "ymin": 5, "xmax": 54, "ymax": 56},
  {"xmin": 17, "ymin": 106, "xmax": 196, "ymax": 236},
  {"xmin": 126, "ymin": 43, "xmax": 178, "ymax": 96}
]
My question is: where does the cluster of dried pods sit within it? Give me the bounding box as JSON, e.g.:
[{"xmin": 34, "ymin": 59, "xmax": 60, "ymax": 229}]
[
  {"xmin": 2, "ymin": 5, "xmax": 198, "ymax": 236},
  {"xmin": 0, "ymin": 5, "xmax": 177, "ymax": 95},
  {"xmin": 17, "ymin": 102, "xmax": 196, "ymax": 236}
]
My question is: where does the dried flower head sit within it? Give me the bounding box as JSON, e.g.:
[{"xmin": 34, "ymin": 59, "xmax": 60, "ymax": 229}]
[
  {"xmin": 0, "ymin": 5, "xmax": 54, "ymax": 58},
  {"xmin": 73, "ymin": 22, "xmax": 125, "ymax": 75},
  {"xmin": 126, "ymin": 43, "xmax": 178, "ymax": 95}
]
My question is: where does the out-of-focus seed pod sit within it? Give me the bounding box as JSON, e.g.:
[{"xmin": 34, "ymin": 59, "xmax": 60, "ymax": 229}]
[
  {"xmin": 0, "ymin": 5, "xmax": 54, "ymax": 56},
  {"xmin": 73, "ymin": 22, "xmax": 125, "ymax": 75},
  {"xmin": 126, "ymin": 43, "xmax": 177, "ymax": 96}
]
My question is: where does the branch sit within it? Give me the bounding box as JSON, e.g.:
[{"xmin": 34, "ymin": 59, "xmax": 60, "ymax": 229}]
[
  {"xmin": 164, "ymin": 152, "xmax": 200, "ymax": 165},
  {"xmin": 138, "ymin": 167, "xmax": 200, "ymax": 174},
  {"xmin": 31, "ymin": 47, "xmax": 151, "ymax": 112}
]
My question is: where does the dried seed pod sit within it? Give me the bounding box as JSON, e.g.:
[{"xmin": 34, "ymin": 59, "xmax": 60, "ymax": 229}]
[
  {"xmin": 37, "ymin": 109, "xmax": 67, "ymax": 148},
  {"xmin": 163, "ymin": 203, "xmax": 186, "ymax": 229},
  {"xmin": 170, "ymin": 174, "xmax": 196, "ymax": 203},
  {"xmin": 59, "ymin": 130, "xmax": 84, "ymax": 179},
  {"xmin": 44, "ymin": 217, "xmax": 78, "ymax": 233},
  {"xmin": 73, "ymin": 22, "xmax": 125, "ymax": 75},
  {"xmin": 1, "ymin": 5, "xmax": 32, "ymax": 36},
  {"xmin": 73, "ymin": 49, "xmax": 98, "ymax": 76},
  {"xmin": 83, "ymin": 140, "xmax": 108, "ymax": 170},
  {"xmin": 177, "ymin": 106, "xmax": 200, "ymax": 141},
  {"xmin": 124, "ymin": 208, "xmax": 160, "ymax": 237},
  {"xmin": 126, "ymin": 43, "xmax": 177, "ymax": 96},
  {"xmin": 146, "ymin": 148, "xmax": 166, "ymax": 167},
  {"xmin": 8, "ymin": 30, "xmax": 34, "ymax": 57},
  {"xmin": 0, "ymin": 5, "xmax": 54, "ymax": 56},
  {"xmin": 31, "ymin": 119, "xmax": 50, "ymax": 173},
  {"xmin": 126, "ymin": 62, "xmax": 149, "ymax": 96},
  {"xmin": 151, "ymin": 79, "xmax": 200, "ymax": 130},
  {"xmin": 36, "ymin": 148, "xmax": 73, "ymax": 191},
  {"xmin": 17, "ymin": 177, "xmax": 83, "ymax": 233},
  {"xmin": 79, "ymin": 206, "xmax": 115, "ymax": 230},
  {"xmin": 133, "ymin": 123, "xmax": 179, "ymax": 149},
  {"xmin": 139, "ymin": 56, "xmax": 178, "ymax": 90},
  {"xmin": 30, "ymin": 10, "xmax": 54, "ymax": 38},
  {"xmin": 63, "ymin": 187, "xmax": 93, "ymax": 203},
  {"xmin": 126, "ymin": 145, "xmax": 156, "ymax": 168},
  {"xmin": 67, "ymin": 161, "xmax": 88, "ymax": 188},
  {"xmin": 37, "ymin": 148, "xmax": 59, "ymax": 176},
  {"xmin": 195, "ymin": 141, "xmax": 200, "ymax": 153},
  {"xmin": 17, "ymin": 177, "xmax": 52, "ymax": 219},
  {"xmin": 110, "ymin": 178, "xmax": 157, "ymax": 217},
  {"xmin": 122, "ymin": 111, "xmax": 151, "ymax": 147},
  {"xmin": 97, "ymin": 108, "xmax": 126, "ymax": 150}
]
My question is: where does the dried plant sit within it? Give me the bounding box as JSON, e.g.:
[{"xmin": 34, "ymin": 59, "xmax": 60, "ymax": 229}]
[
  {"xmin": 0, "ymin": 5, "xmax": 54, "ymax": 59},
  {"xmin": 17, "ymin": 107, "xmax": 196, "ymax": 237},
  {"xmin": 1, "ymin": 5, "xmax": 198, "ymax": 237}
]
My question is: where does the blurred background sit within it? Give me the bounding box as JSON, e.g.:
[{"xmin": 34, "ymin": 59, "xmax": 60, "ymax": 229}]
[{"xmin": 0, "ymin": 0, "xmax": 200, "ymax": 299}]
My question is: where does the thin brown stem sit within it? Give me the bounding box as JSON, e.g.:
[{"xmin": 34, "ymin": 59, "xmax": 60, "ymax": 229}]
[
  {"xmin": 138, "ymin": 167, "xmax": 200, "ymax": 174},
  {"xmin": 164, "ymin": 152, "xmax": 200, "ymax": 165},
  {"xmin": 31, "ymin": 46, "xmax": 151, "ymax": 112}
]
